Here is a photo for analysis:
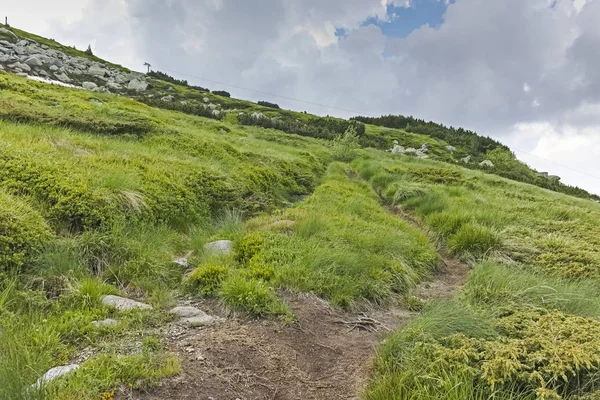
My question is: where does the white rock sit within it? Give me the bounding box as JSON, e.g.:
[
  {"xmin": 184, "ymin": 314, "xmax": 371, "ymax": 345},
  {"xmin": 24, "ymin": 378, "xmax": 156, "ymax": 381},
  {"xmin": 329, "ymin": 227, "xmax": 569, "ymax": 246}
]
[
  {"xmin": 16, "ymin": 39, "xmax": 28, "ymax": 47},
  {"xmin": 8, "ymin": 62, "xmax": 30, "ymax": 72},
  {"xmin": 391, "ymin": 145, "xmax": 405, "ymax": 154},
  {"xmin": 127, "ymin": 78, "xmax": 148, "ymax": 91},
  {"xmin": 204, "ymin": 240, "xmax": 233, "ymax": 256},
  {"xmin": 173, "ymin": 257, "xmax": 188, "ymax": 267},
  {"xmin": 479, "ymin": 160, "xmax": 494, "ymax": 167},
  {"xmin": 211, "ymin": 109, "xmax": 221, "ymax": 117},
  {"xmin": 101, "ymin": 295, "xmax": 152, "ymax": 311},
  {"xmin": 24, "ymin": 56, "xmax": 43, "ymax": 67},
  {"xmin": 203, "ymin": 97, "xmax": 210, "ymax": 103},
  {"xmin": 106, "ymin": 82, "xmax": 122, "ymax": 90},
  {"xmin": 49, "ymin": 65, "xmax": 59, "ymax": 71},
  {"xmin": 89, "ymin": 99, "xmax": 103, "ymax": 106},
  {"xmin": 207, "ymin": 103, "xmax": 217, "ymax": 110},
  {"xmin": 92, "ymin": 318, "xmax": 118, "ymax": 327},
  {"xmin": 462, "ymin": 155, "xmax": 472, "ymax": 164},
  {"xmin": 13, "ymin": 46, "xmax": 27, "ymax": 55},
  {"xmin": 446, "ymin": 145, "xmax": 457, "ymax": 151},
  {"xmin": 161, "ymin": 95, "xmax": 175, "ymax": 102},
  {"xmin": 16, "ymin": 72, "xmax": 28, "ymax": 77},
  {"xmin": 34, "ymin": 365, "xmax": 79, "ymax": 388},
  {"xmin": 82, "ymin": 81, "xmax": 98, "ymax": 90},
  {"xmin": 251, "ymin": 112, "xmax": 265, "ymax": 119}
]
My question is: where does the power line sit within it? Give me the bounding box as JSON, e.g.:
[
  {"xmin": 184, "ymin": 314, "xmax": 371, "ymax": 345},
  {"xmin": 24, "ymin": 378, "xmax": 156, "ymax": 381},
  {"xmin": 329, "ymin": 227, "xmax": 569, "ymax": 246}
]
[{"xmin": 151, "ymin": 64, "xmax": 599, "ymax": 184}]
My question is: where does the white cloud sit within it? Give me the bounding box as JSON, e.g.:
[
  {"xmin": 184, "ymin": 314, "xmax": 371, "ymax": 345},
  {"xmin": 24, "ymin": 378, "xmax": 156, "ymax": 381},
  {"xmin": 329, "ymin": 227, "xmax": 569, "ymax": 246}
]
[{"xmin": 523, "ymin": 83, "xmax": 531, "ymax": 93}]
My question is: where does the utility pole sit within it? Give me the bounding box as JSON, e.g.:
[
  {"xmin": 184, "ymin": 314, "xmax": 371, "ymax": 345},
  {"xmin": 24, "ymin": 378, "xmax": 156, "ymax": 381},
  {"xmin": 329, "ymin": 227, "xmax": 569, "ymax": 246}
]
[
  {"xmin": 143, "ymin": 62, "xmax": 151, "ymax": 73},
  {"xmin": 5, "ymin": 16, "xmax": 8, "ymax": 26}
]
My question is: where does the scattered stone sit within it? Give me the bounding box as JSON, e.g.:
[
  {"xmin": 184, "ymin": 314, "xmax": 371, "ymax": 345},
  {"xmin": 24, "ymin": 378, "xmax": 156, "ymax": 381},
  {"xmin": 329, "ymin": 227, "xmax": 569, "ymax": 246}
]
[
  {"xmin": 8, "ymin": 61, "xmax": 31, "ymax": 72},
  {"xmin": 33, "ymin": 365, "xmax": 80, "ymax": 388},
  {"xmin": 16, "ymin": 39, "xmax": 29, "ymax": 47},
  {"xmin": 420, "ymin": 143, "xmax": 430, "ymax": 153},
  {"xmin": 101, "ymin": 295, "xmax": 152, "ymax": 311},
  {"xmin": 82, "ymin": 81, "xmax": 98, "ymax": 90},
  {"xmin": 161, "ymin": 94, "xmax": 175, "ymax": 102},
  {"xmin": 251, "ymin": 112, "xmax": 265, "ymax": 119},
  {"xmin": 416, "ymin": 150, "xmax": 429, "ymax": 159},
  {"xmin": 24, "ymin": 56, "xmax": 43, "ymax": 67},
  {"xmin": 89, "ymin": 98, "xmax": 103, "ymax": 105},
  {"xmin": 13, "ymin": 46, "xmax": 27, "ymax": 55},
  {"xmin": 549, "ymin": 175, "xmax": 561, "ymax": 182},
  {"xmin": 203, "ymin": 97, "xmax": 210, "ymax": 103},
  {"xmin": 169, "ymin": 306, "xmax": 216, "ymax": 327},
  {"xmin": 173, "ymin": 257, "xmax": 188, "ymax": 267},
  {"xmin": 479, "ymin": 160, "xmax": 495, "ymax": 168},
  {"xmin": 462, "ymin": 155, "xmax": 472, "ymax": 164},
  {"xmin": 92, "ymin": 318, "xmax": 118, "ymax": 327},
  {"xmin": 391, "ymin": 144, "xmax": 405, "ymax": 154},
  {"xmin": 204, "ymin": 240, "xmax": 233, "ymax": 256},
  {"xmin": 16, "ymin": 72, "xmax": 27, "ymax": 77},
  {"xmin": 207, "ymin": 103, "xmax": 217, "ymax": 110},
  {"xmin": 127, "ymin": 78, "xmax": 148, "ymax": 91},
  {"xmin": 106, "ymin": 82, "xmax": 122, "ymax": 90},
  {"xmin": 404, "ymin": 148, "xmax": 418, "ymax": 155},
  {"xmin": 446, "ymin": 145, "xmax": 457, "ymax": 151},
  {"xmin": 211, "ymin": 109, "xmax": 221, "ymax": 117},
  {"xmin": 49, "ymin": 65, "xmax": 59, "ymax": 71}
]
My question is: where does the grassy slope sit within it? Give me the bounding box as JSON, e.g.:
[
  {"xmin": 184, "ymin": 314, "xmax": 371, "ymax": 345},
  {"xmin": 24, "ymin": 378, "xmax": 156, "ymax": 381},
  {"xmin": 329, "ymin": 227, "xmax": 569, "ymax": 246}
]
[{"xmin": 354, "ymin": 151, "xmax": 600, "ymax": 399}]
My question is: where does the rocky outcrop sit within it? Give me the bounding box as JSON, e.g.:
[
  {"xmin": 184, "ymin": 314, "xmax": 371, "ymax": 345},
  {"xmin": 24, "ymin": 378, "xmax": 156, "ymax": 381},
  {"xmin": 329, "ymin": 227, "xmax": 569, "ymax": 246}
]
[
  {"xmin": 0, "ymin": 28, "xmax": 148, "ymax": 93},
  {"xmin": 204, "ymin": 240, "xmax": 233, "ymax": 256},
  {"xmin": 101, "ymin": 295, "xmax": 152, "ymax": 311},
  {"xmin": 479, "ymin": 160, "xmax": 495, "ymax": 168}
]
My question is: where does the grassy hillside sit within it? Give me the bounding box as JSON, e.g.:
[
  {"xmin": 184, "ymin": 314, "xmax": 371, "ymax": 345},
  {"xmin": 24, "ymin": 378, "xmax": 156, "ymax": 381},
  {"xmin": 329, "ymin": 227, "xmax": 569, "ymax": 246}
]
[{"xmin": 1, "ymin": 27, "xmax": 600, "ymax": 400}]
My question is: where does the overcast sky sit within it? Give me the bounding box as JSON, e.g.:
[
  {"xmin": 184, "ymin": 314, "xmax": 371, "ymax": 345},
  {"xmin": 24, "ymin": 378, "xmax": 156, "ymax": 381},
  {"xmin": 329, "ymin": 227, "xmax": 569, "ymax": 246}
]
[{"xmin": 3, "ymin": 0, "xmax": 600, "ymax": 194}]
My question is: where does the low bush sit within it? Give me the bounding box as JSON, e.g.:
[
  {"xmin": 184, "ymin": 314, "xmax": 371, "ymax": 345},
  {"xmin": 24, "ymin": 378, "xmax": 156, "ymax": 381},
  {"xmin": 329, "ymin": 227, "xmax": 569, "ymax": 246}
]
[
  {"xmin": 257, "ymin": 101, "xmax": 280, "ymax": 109},
  {"xmin": 212, "ymin": 90, "xmax": 231, "ymax": 98},
  {"xmin": 220, "ymin": 274, "xmax": 290, "ymax": 318},
  {"xmin": 447, "ymin": 223, "xmax": 502, "ymax": 258},
  {"xmin": 184, "ymin": 264, "xmax": 230, "ymax": 296}
]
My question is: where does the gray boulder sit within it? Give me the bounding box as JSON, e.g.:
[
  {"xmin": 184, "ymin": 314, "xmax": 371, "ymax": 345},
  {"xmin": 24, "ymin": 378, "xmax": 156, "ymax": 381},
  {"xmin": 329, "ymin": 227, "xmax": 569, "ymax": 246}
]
[
  {"xmin": 8, "ymin": 62, "xmax": 31, "ymax": 72},
  {"xmin": 127, "ymin": 78, "xmax": 148, "ymax": 91},
  {"xmin": 101, "ymin": 295, "xmax": 152, "ymax": 311},
  {"xmin": 170, "ymin": 306, "xmax": 216, "ymax": 326},
  {"xmin": 0, "ymin": 28, "xmax": 18, "ymax": 40},
  {"xmin": 13, "ymin": 46, "xmax": 27, "ymax": 55},
  {"xmin": 161, "ymin": 95, "xmax": 175, "ymax": 102},
  {"xmin": 203, "ymin": 97, "xmax": 210, "ymax": 103},
  {"xmin": 211, "ymin": 109, "xmax": 221, "ymax": 117},
  {"xmin": 88, "ymin": 64, "xmax": 107, "ymax": 77},
  {"xmin": 54, "ymin": 72, "xmax": 72, "ymax": 83},
  {"xmin": 173, "ymin": 257, "xmax": 188, "ymax": 267},
  {"xmin": 92, "ymin": 318, "xmax": 118, "ymax": 327},
  {"xmin": 49, "ymin": 65, "xmax": 59, "ymax": 71},
  {"xmin": 24, "ymin": 56, "xmax": 43, "ymax": 67},
  {"xmin": 391, "ymin": 145, "xmax": 405, "ymax": 154},
  {"xmin": 106, "ymin": 82, "xmax": 122, "ymax": 90},
  {"xmin": 33, "ymin": 365, "xmax": 80, "ymax": 388},
  {"xmin": 207, "ymin": 103, "xmax": 217, "ymax": 110},
  {"xmin": 82, "ymin": 81, "xmax": 98, "ymax": 90},
  {"xmin": 479, "ymin": 160, "xmax": 495, "ymax": 168},
  {"xmin": 204, "ymin": 240, "xmax": 233, "ymax": 256},
  {"xmin": 462, "ymin": 155, "xmax": 472, "ymax": 164},
  {"xmin": 16, "ymin": 39, "xmax": 28, "ymax": 47},
  {"xmin": 0, "ymin": 46, "xmax": 10, "ymax": 54}
]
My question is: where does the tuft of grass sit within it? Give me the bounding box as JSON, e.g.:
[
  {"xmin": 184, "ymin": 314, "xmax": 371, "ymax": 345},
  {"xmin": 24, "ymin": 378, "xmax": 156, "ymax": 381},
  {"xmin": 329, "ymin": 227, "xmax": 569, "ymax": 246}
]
[
  {"xmin": 184, "ymin": 264, "xmax": 230, "ymax": 296},
  {"xmin": 447, "ymin": 223, "xmax": 502, "ymax": 258},
  {"xmin": 220, "ymin": 274, "xmax": 291, "ymax": 318}
]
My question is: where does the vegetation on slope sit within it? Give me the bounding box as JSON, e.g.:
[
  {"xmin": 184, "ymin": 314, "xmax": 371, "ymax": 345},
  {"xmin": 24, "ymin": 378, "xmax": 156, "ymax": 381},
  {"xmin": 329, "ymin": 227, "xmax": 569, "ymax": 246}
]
[{"xmin": 354, "ymin": 152, "xmax": 600, "ymax": 399}]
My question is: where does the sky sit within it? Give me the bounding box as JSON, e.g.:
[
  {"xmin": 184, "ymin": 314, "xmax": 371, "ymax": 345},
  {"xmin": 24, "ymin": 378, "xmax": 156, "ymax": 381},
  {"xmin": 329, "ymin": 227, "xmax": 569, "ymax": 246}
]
[{"xmin": 2, "ymin": 0, "xmax": 600, "ymax": 195}]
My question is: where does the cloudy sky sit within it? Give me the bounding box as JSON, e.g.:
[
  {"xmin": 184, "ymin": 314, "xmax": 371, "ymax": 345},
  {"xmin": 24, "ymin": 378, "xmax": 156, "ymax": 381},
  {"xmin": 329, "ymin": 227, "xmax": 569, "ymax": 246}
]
[{"xmin": 4, "ymin": 0, "xmax": 600, "ymax": 194}]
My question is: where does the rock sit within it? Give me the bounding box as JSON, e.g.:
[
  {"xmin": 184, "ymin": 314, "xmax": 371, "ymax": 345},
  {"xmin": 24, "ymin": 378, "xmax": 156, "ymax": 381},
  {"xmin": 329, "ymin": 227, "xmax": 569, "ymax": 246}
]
[
  {"xmin": 13, "ymin": 46, "xmax": 27, "ymax": 55},
  {"xmin": 16, "ymin": 72, "xmax": 28, "ymax": 77},
  {"xmin": 82, "ymin": 81, "xmax": 98, "ymax": 90},
  {"xmin": 161, "ymin": 95, "xmax": 175, "ymax": 102},
  {"xmin": 211, "ymin": 109, "xmax": 221, "ymax": 117},
  {"xmin": 404, "ymin": 148, "xmax": 418, "ymax": 154},
  {"xmin": 537, "ymin": 172, "xmax": 549, "ymax": 178},
  {"xmin": 71, "ymin": 68, "xmax": 84, "ymax": 75},
  {"xmin": 101, "ymin": 295, "xmax": 152, "ymax": 311},
  {"xmin": 38, "ymin": 70, "xmax": 49, "ymax": 77},
  {"xmin": 106, "ymin": 82, "xmax": 122, "ymax": 90},
  {"xmin": 41, "ymin": 44, "xmax": 49, "ymax": 50},
  {"xmin": 445, "ymin": 145, "xmax": 457, "ymax": 151},
  {"xmin": 207, "ymin": 103, "xmax": 217, "ymax": 110},
  {"xmin": 203, "ymin": 97, "xmax": 210, "ymax": 103},
  {"xmin": 416, "ymin": 150, "xmax": 429, "ymax": 159},
  {"xmin": 0, "ymin": 54, "xmax": 9, "ymax": 62},
  {"xmin": 462, "ymin": 155, "xmax": 472, "ymax": 164},
  {"xmin": 0, "ymin": 64, "xmax": 3, "ymax": 70},
  {"xmin": 204, "ymin": 240, "xmax": 233, "ymax": 256},
  {"xmin": 549, "ymin": 175, "xmax": 561, "ymax": 182},
  {"xmin": 0, "ymin": 46, "xmax": 10, "ymax": 54},
  {"xmin": 16, "ymin": 39, "xmax": 29, "ymax": 47},
  {"xmin": 8, "ymin": 62, "xmax": 31, "ymax": 72},
  {"xmin": 89, "ymin": 99, "xmax": 103, "ymax": 106},
  {"xmin": 127, "ymin": 78, "xmax": 148, "ymax": 91},
  {"xmin": 24, "ymin": 56, "xmax": 43, "ymax": 67},
  {"xmin": 251, "ymin": 112, "xmax": 265, "ymax": 119},
  {"xmin": 49, "ymin": 65, "xmax": 59, "ymax": 71},
  {"xmin": 391, "ymin": 145, "xmax": 405, "ymax": 154},
  {"xmin": 92, "ymin": 318, "xmax": 118, "ymax": 327},
  {"xmin": 0, "ymin": 27, "xmax": 18, "ymax": 40},
  {"xmin": 173, "ymin": 257, "xmax": 188, "ymax": 267},
  {"xmin": 88, "ymin": 64, "xmax": 107, "ymax": 77},
  {"xmin": 33, "ymin": 365, "xmax": 79, "ymax": 388},
  {"xmin": 170, "ymin": 306, "xmax": 216, "ymax": 326},
  {"xmin": 54, "ymin": 72, "xmax": 72, "ymax": 83},
  {"xmin": 420, "ymin": 143, "xmax": 430, "ymax": 153},
  {"xmin": 479, "ymin": 160, "xmax": 494, "ymax": 167}
]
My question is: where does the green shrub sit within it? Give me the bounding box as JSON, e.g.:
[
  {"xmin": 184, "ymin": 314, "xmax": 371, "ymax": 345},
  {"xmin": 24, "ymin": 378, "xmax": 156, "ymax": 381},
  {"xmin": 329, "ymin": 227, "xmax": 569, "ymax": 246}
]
[
  {"xmin": 331, "ymin": 126, "xmax": 360, "ymax": 162},
  {"xmin": 0, "ymin": 191, "xmax": 53, "ymax": 271},
  {"xmin": 448, "ymin": 223, "xmax": 502, "ymax": 258},
  {"xmin": 235, "ymin": 232, "xmax": 265, "ymax": 265},
  {"xmin": 184, "ymin": 264, "xmax": 229, "ymax": 296},
  {"xmin": 219, "ymin": 274, "xmax": 290, "ymax": 318}
]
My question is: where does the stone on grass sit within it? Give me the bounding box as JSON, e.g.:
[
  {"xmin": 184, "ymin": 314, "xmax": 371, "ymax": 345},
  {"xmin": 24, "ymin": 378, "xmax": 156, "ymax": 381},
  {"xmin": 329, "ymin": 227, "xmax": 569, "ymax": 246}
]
[
  {"xmin": 54, "ymin": 72, "xmax": 71, "ymax": 83},
  {"xmin": 173, "ymin": 257, "xmax": 188, "ymax": 267},
  {"xmin": 161, "ymin": 95, "xmax": 175, "ymax": 102},
  {"xmin": 462, "ymin": 155, "xmax": 472, "ymax": 164},
  {"xmin": 446, "ymin": 145, "xmax": 457, "ymax": 151},
  {"xmin": 82, "ymin": 81, "xmax": 97, "ymax": 90},
  {"xmin": 34, "ymin": 365, "xmax": 79, "ymax": 388},
  {"xmin": 89, "ymin": 99, "xmax": 103, "ymax": 105},
  {"xmin": 88, "ymin": 64, "xmax": 108, "ymax": 77},
  {"xmin": 479, "ymin": 160, "xmax": 495, "ymax": 168},
  {"xmin": 101, "ymin": 295, "xmax": 152, "ymax": 311},
  {"xmin": 127, "ymin": 78, "xmax": 148, "ymax": 91},
  {"xmin": 170, "ymin": 306, "xmax": 216, "ymax": 326},
  {"xmin": 204, "ymin": 240, "xmax": 233, "ymax": 256},
  {"xmin": 0, "ymin": 27, "xmax": 18, "ymax": 40}
]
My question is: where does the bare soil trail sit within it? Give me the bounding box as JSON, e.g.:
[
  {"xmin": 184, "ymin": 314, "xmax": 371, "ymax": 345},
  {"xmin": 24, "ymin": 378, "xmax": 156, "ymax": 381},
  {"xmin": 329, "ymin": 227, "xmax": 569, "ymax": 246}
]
[{"xmin": 125, "ymin": 206, "xmax": 470, "ymax": 400}]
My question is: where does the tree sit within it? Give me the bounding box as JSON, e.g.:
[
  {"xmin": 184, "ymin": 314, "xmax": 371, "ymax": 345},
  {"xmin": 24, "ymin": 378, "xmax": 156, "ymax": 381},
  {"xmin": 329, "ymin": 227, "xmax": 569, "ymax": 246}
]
[
  {"xmin": 331, "ymin": 126, "xmax": 360, "ymax": 162},
  {"xmin": 85, "ymin": 45, "xmax": 93, "ymax": 56}
]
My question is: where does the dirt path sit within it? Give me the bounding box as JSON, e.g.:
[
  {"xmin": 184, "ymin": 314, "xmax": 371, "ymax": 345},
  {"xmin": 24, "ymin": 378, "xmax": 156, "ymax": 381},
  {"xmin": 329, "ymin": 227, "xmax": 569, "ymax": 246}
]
[{"xmin": 125, "ymin": 255, "xmax": 468, "ymax": 400}]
